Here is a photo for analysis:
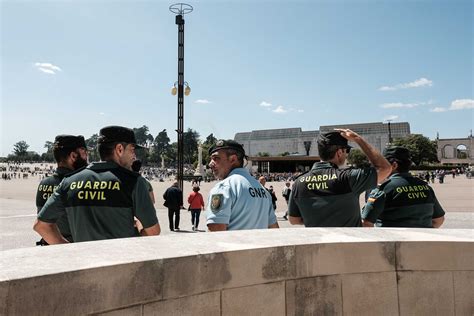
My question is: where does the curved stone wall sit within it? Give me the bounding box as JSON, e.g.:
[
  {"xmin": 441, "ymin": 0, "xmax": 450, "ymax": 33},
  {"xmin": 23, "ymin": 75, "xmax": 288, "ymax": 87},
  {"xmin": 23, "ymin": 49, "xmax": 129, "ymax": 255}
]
[{"xmin": 1, "ymin": 228, "xmax": 472, "ymax": 315}]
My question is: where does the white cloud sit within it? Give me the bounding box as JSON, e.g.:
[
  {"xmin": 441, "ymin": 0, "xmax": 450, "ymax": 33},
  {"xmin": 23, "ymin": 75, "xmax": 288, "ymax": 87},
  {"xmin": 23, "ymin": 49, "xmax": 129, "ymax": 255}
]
[
  {"xmin": 380, "ymin": 102, "xmax": 421, "ymax": 109},
  {"xmin": 272, "ymin": 106, "xmax": 288, "ymax": 114},
  {"xmin": 195, "ymin": 99, "xmax": 211, "ymax": 104},
  {"xmin": 449, "ymin": 99, "xmax": 474, "ymax": 110},
  {"xmin": 384, "ymin": 115, "xmax": 399, "ymax": 121},
  {"xmin": 430, "ymin": 107, "xmax": 448, "ymax": 112},
  {"xmin": 34, "ymin": 62, "xmax": 62, "ymax": 75},
  {"xmin": 38, "ymin": 68, "xmax": 56, "ymax": 74},
  {"xmin": 430, "ymin": 99, "xmax": 473, "ymax": 113},
  {"xmin": 259, "ymin": 101, "xmax": 303, "ymax": 113},
  {"xmin": 378, "ymin": 77, "xmax": 433, "ymax": 91},
  {"xmin": 99, "ymin": 112, "xmax": 105, "ymax": 115}
]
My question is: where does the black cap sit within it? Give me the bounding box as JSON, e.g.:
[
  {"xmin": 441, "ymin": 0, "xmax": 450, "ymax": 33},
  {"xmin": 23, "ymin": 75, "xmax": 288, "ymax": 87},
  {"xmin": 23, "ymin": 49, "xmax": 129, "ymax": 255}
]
[
  {"xmin": 383, "ymin": 146, "xmax": 411, "ymax": 161},
  {"xmin": 317, "ymin": 131, "xmax": 352, "ymax": 148},
  {"xmin": 208, "ymin": 139, "xmax": 245, "ymax": 155},
  {"xmin": 98, "ymin": 126, "xmax": 144, "ymax": 148},
  {"xmin": 54, "ymin": 135, "xmax": 86, "ymax": 149}
]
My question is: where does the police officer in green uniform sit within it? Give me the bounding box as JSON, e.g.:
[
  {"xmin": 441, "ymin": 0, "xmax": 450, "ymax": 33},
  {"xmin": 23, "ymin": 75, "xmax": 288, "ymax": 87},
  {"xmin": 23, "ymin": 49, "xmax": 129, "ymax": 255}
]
[
  {"xmin": 35, "ymin": 135, "xmax": 88, "ymax": 245},
  {"xmin": 288, "ymin": 129, "xmax": 391, "ymax": 227},
  {"xmin": 361, "ymin": 146, "xmax": 445, "ymax": 228},
  {"xmin": 34, "ymin": 126, "xmax": 161, "ymax": 243}
]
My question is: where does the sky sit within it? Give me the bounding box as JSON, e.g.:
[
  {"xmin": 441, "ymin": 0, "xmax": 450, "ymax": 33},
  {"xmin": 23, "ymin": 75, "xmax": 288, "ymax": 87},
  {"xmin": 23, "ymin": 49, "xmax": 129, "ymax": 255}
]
[{"xmin": 1, "ymin": 0, "xmax": 472, "ymax": 156}]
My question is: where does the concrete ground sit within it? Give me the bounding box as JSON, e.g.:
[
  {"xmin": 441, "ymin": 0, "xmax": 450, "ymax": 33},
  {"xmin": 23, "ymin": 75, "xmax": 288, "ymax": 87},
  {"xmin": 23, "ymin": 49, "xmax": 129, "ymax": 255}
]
[{"xmin": 0, "ymin": 173, "xmax": 472, "ymax": 251}]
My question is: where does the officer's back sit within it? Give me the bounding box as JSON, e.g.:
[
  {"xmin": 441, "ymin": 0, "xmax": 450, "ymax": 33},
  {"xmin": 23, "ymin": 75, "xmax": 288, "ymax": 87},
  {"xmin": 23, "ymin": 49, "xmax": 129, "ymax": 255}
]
[
  {"xmin": 288, "ymin": 129, "xmax": 391, "ymax": 227},
  {"xmin": 35, "ymin": 134, "xmax": 88, "ymax": 245},
  {"xmin": 34, "ymin": 125, "xmax": 161, "ymax": 244},
  {"xmin": 362, "ymin": 146, "xmax": 445, "ymax": 228}
]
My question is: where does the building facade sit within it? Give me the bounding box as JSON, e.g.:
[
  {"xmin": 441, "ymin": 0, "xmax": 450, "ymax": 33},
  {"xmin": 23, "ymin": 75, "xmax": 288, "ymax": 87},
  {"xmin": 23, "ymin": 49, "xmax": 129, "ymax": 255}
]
[
  {"xmin": 235, "ymin": 122, "xmax": 411, "ymax": 157},
  {"xmin": 437, "ymin": 136, "xmax": 473, "ymax": 165},
  {"xmin": 234, "ymin": 122, "xmax": 411, "ymax": 173}
]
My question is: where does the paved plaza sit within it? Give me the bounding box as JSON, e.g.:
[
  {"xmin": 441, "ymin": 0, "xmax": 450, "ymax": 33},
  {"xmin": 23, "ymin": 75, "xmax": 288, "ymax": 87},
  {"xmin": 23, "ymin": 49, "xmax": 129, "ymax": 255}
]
[{"xmin": 0, "ymin": 172, "xmax": 472, "ymax": 251}]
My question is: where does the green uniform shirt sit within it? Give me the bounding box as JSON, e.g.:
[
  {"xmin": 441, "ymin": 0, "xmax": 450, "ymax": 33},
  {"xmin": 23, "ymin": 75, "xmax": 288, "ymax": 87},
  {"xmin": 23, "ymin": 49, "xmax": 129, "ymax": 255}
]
[
  {"xmin": 288, "ymin": 162, "xmax": 377, "ymax": 227},
  {"xmin": 36, "ymin": 167, "xmax": 73, "ymax": 240},
  {"xmin": 38, "ymin": 161, "xmax": 158, "ymax": 242},
  {"xmin": 362, "ymin": 173, "xmax": 445, "ymax": 227}
]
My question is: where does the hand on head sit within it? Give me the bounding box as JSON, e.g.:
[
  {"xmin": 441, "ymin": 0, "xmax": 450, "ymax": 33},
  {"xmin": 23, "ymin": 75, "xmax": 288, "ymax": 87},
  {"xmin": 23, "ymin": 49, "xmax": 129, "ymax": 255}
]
[{"xmin": 334, "ymin": 128, "xmax": 361, "ymax": 141}]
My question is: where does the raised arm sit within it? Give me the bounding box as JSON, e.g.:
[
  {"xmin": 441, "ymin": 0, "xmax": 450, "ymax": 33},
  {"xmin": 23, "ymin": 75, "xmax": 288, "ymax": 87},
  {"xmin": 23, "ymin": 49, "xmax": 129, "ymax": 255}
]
[{"xmin": 335, "ymin": 128, "xmax": 391, "ymax": 182}]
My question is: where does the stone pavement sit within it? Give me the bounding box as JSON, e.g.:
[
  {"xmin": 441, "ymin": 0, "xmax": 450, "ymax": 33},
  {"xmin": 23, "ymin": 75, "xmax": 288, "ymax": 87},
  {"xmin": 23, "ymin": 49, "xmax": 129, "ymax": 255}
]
[{"xmin": 0, "ymin": 173, "xmax": 472, "ymax": 251}]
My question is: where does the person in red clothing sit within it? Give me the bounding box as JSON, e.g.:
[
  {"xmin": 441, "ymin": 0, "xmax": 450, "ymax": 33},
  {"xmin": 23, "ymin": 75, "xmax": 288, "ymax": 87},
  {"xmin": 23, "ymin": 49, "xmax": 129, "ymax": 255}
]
[{"xmin": 188, "ymin": 186, "xmax": 205, "ymax": 231}]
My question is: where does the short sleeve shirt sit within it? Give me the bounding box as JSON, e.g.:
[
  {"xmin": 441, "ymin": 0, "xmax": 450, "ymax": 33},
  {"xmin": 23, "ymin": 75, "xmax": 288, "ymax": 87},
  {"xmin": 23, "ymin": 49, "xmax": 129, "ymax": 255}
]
[
  {"xmin": 38, "ymin": 161, "xmax": 159, "ymax": 242},
  {"xmin": 362, "ymin": 173, "xmax": 445, "ymax": 227},
  {"xmin": 206, "ymin": 168, "xmax": 277, "ymax": 230},
  {"xmin": 288, "ymin": 162, "xmax": 377, "ymax": 227}
]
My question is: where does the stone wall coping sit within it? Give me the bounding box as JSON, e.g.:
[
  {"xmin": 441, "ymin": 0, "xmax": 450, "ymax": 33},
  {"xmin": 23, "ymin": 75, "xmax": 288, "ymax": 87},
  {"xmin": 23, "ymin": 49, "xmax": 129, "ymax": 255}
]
[{"xmin": 1, "ymin": 228, "xmax": 472, "ymax": 282}]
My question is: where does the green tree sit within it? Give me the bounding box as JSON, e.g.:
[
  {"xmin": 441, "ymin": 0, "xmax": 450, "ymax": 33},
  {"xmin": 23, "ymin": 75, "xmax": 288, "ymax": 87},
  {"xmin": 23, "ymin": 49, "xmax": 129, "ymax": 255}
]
[
  {"xmin": 183, "ymin": 128, "xmax": 200, "ymax": 164},
  {"xmin": 85, "ymin": 134, "xmax": 100, "ymax": 162},
  {"xmin": 201, "ymin": 133, "xmax": 218, "ymax": 167},
  {"xmin": 347, "ymin": 148, "xmax": 370, "ymax": 167},
  {"xmin": 41, "ymin": 141, "xmax": 54, "ymax": 162},
  {"xmin": 133, "ymin": 125, "xmax": 154, "ymax": 163},
  {"xmin": 168, "ymin": 142, "xmax": 178, "ymax": 165},
  {"xmin": 133, "ymin": 125, "xmax": 154, "ymax": 147},
  {"xmin": 257, "ymin": 152, "xmax": 270, "ymax": 157},
  {"xmin": 392, "ymin": 134, "xmax": 438, "ymax": 166},
  {"xmin": 151, "ymin": 129, "xmax": 171, "ymax": 164},
  {"xmin": 204, "ymin": 133, "xmax": 218, "ymax": 146},
  {"xmin": 13, "ymin": 141, "xmax": 29, "ymax": 157}
]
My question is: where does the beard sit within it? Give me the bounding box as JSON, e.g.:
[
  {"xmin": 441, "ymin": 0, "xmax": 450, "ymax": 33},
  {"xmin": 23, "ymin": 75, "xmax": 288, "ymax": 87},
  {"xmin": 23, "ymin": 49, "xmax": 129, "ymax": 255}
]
[{"xmin": 73, "ymin": 156, "xmax": 88, "ymax": 170}]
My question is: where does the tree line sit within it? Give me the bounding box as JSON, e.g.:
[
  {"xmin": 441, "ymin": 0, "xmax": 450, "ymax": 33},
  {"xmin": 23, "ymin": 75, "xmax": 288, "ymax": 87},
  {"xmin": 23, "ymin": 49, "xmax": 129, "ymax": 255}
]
[
  {"xmin": 348, "ymin": 134, "xmax": 439, "ymax": 167},
  {"xmin": 6, "ymin": 125, "xmax": 218, "ymax": 168},
  {"xmin": 6, "ymin": 130, "xmax": 440, "ymax": 167}
]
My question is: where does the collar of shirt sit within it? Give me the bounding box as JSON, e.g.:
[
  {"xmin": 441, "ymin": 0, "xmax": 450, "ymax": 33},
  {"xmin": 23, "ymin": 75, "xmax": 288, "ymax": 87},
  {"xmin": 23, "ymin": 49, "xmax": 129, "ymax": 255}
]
[
  {"xmin": 228, "ymin": 167, "xmax": 250, "ymax": 178},
  {"xmin": 55, "ymin": 166, "xmax": 74, "ymax": 177},
  {"xmin": 390, "ymin": 172, "xmax": 412, "ymax": 179},
  {"xmin": 311, "ymin": 161, "xmax": 339, "ymax": 170},
  {"xmin": 88, "ymin": 161, "xmax": 120, "ymax": 171}
]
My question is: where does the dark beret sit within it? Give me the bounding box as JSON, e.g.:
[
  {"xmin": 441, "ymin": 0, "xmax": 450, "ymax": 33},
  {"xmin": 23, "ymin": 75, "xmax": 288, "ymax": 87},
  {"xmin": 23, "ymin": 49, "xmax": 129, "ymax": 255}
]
[
  {"xmin": 317, "ymin": 131, "xmax": 352, "ymax": 148},
  {"xmin": 208, "ymin": 139, "xmax": 245, "ymax": 155},
  {"xmin": 383, "ymin": 146, "xmax": 411, "ymax": 161},
  {"xmin": 98, "ymin": 126, "xmax": 144, "ymax": 148},
  {"xmin": 54, "ymin": 135, "xmax": 86, "ymax": 149}
]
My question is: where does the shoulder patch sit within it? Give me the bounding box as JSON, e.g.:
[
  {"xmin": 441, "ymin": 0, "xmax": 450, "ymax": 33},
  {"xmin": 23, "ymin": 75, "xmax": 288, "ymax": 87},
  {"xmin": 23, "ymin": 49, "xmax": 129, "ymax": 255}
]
[{"xmin": 211, "ymin": 194, "xmax": 223, "ymax": 213}]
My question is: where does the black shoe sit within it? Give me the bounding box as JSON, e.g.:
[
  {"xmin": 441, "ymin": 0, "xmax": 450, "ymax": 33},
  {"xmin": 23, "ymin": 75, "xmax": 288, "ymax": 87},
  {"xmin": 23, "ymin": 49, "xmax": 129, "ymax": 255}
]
[{"xmin": 170, "ymin": 228, "xmax": 174, "ymax": 231}]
